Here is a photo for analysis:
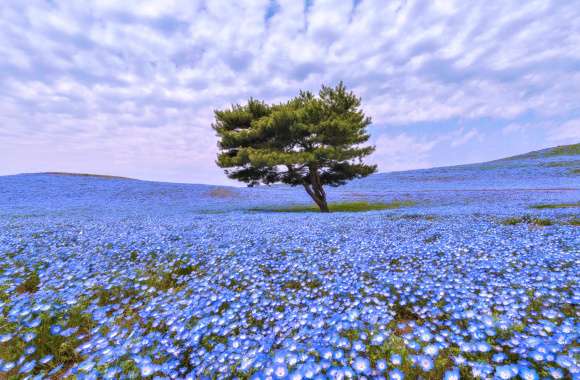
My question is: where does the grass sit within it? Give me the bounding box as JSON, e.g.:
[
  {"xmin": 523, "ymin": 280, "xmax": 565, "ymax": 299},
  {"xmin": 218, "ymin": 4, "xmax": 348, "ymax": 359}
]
[
  {"xmin": 42, "ymin": 172, "xmax": 132, "ymax": 180},
  {"xmin": 206, "ymin": 187, "xmax": 237, "ymax": 198},
  {"xmin": 501, "ymin": 143, "xmax": 580, "ymax": 161},
  {"xmin": 500, "ymin": 216, "xmax": 553, "ymax": 226},
  {"xmin": 423, "ymin": 234, "xmax": 441, "ymax": 244},
  {"xmin": 16, "ymin": 270, "xmax": 41, "ymax": 293},
  {"xmin": 0, "ymin": 298, "xmax": 95, "ymax": 378},
  {"xmin": 545, "ymin": 143, "xmax": 580, "ymax": 157},
  {"xmin": 544, "ymin": 160, "xmax": 580, "ymax": 167},
  {"xmin": 530, "ymin": 202, "xmax": 580, "ymax": 209},
  {"xmin": 250, "ymin": 201, "xmax": 416, "ymax": 213}
]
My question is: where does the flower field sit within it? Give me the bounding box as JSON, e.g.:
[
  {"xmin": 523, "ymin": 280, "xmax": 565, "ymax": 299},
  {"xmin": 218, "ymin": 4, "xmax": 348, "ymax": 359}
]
[{"xmin": 0, "ymin": 145, "xmax": 578, "ymax": 379}]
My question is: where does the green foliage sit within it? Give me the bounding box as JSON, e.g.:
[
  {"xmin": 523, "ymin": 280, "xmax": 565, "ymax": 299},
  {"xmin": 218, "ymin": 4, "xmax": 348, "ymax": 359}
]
[
  {"xmin": 544, "ymin": 159, "xmax": 580, "ymax": 167},
  {"xmin": 533, "ymin": 218, "xmax": 553, "ymax": 226},
  {"xmin": 251, "ymin": 201, "xmax": 415, "ymax": 213},
  {"xmin": 0, "ymin": 299, "xmax": 95, "ymax": 377},
  {"xmin": 213, "ymin": 82, "xmax": 377, "ymax": 211},
  {"xmin": 546, "ymin": 143, "xmax": 580, "ymax": 157},
  {"xmin": 200, "ymin": 333, "xmax": 228, "ymax": 351},
  {"xmin": 16, "ymin": 270, "xmax": 40, "ymax": 293},
  {"xmin": 501, "ymin": 143, "xmax": 580, "ymax": 160},
  {"xmin": 423, "ymin": 234, "xmax": 441, "ymax": 243},
  {"xmin": 530, "ymin": 202, "xmax": 580, "ymax": 209},
  {"xmin": 206, "ymin": 187, "xmax": 237, "ymax": 198},
  {"xmin": 501, "ymin": 217, "xmax": 524, "ymax": 225},
  {"xmin": 500, "ymin": 216, "xmax": 554, "ymax": 226}
]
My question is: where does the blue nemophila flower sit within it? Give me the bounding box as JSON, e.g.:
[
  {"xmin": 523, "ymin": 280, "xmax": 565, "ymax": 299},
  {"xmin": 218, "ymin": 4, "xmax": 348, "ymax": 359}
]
[
  {"xmin": 288, "ymin": 371, "xmax": 303, "ymax": 380},
  {"xmin": 389, "ymin": 368, "xmax": 404, "ymax": 380},
  {"xmin": 2, "ymin": 362, "xmax": 16, "ymax": 373},
  {"xmin": 495, "ymin": 364, "xmax": 518, "ymax": 379},
  {"xmin": 556, "ymin": 354, "xmax": 573, "ymax": 368},
  {"xmin": 492, "ymin": 353, "xmax": 507, "ymax": 363},
  {"xmin": 418, "ymin": 330, "xmax": 432, "ymax": 342},
  {"xmin": 376, "ymin": 359, "xmax": 387, "ymax": 371},
  {"xmin": 1, "ymin": 171, "xmax": 578, "ymax": 378},
  {"xmin": 352, "ymin": 357, "xmax": 370, "ymax": 374},
  {"xmin": 518, "ymin": 366, "xmax": 539, "ymax": 380},
  {"xmin": 141, "ymin": 362, "xmax": 156, "ymax": 377},
  {"xmin": 424, "ymin": 344, "xmax": 439, "ymax": 356},
  {"xmin": 417, "ymin": 355, "xmax": 434, "ymax": 372},
  {"xmin": 352, "ymin": 340, "xmax": 365, "ymax": 351},
  {"xmin": 272, "ymin": 363, "xmax": 288, "ymax": 378},
  {"xmin": 390, "ymin": 354, "xmax": 402, "ymax": 366},
  {"xmin": 78, "ymin": 360, "xmax": 96, "ymax": 372},
  {"xmin": 23, "ymin": 332, "xmax": 36, "ymax": 342},
  {"xmin": 19, "ymin": 361, "xmax": 36, "ymax": 373},
  {"xmin": 476, "ymin": 341, "xmax": 491, "ymax": 352},
  {"xmin": 443, "ymin": 367, "xmax": 460, "ymax": 380},
  {"xmin": 40, "ymin": 355, "xmax": 53, "ymax": 365},
  {"xmin": 453, "ymin": 355, "xmax": 466, "ymax": 366},
  {"xmin": 48, "ymin": 364, "xmax": 63, "ymax": 376},
  {"xmin": 547, "ymin": 367, "xmax": 564, "ymax": 379},
  {"xmin": 49, "ymin": 325, "xmax": 62, "ymax": 335}
]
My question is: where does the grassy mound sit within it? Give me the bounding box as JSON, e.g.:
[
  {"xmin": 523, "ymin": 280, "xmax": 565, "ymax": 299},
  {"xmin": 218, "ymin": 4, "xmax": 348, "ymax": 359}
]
[
  {"xmin": 251, "ymin": 201, "xmax": 415, "ymax": 213},
  {"xmin": 530, "ymin": 202, "xmax": 580, "ymax": 209}
]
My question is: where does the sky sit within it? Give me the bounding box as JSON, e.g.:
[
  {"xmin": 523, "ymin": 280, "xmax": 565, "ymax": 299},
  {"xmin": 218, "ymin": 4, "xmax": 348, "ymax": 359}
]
[{"xmin": 1, "ymin": 0, "xmax": 579, "ymax": 185}]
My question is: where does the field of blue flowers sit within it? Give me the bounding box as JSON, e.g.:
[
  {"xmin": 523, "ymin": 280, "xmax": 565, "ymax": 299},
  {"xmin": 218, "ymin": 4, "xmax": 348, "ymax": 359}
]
[{"xmin": 0, "ymin": 145, "xmax": 578, "ymax": 379}]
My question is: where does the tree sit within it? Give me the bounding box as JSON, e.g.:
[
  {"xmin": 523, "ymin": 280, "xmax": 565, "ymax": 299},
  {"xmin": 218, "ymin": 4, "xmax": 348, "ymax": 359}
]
[{"xmin": 212, "ymin": 82, "xmax": 377, "ymax": 212}]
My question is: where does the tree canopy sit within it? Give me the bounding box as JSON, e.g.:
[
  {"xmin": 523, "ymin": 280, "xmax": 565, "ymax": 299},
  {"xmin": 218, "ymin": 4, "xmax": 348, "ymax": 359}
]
[{"xmin": 212, "ymin": 82, "xmax": 377, "ymax": 212}]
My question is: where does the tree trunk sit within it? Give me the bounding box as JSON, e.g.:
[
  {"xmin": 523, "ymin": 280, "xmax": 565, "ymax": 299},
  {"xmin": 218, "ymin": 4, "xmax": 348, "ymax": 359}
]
[
  {"xmin": 303, "ymin": 168, "xmax": 329, "ymax": 212},
  {"xmin": 317, "ymin": 195, "xmax": 329, "ymax": 212}
]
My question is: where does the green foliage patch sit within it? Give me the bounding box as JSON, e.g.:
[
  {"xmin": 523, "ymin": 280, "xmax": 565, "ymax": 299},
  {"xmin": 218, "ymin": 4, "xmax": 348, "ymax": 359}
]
[
  {"xmin": 530, "ymin": 202, "xmax": 580, "ymax": 209},
  {"xmin": 500, "ymin": 216, "xmax": 554, "ymax": 226},
  {"xmin": 251, "ymin": 201, "xmax": 415, "ymax": 213}
]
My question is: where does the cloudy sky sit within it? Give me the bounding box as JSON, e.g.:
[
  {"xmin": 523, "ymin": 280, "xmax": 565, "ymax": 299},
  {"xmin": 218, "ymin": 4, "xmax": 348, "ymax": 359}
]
[{"xmin": 1, "ymin": 0, "xmax": 579, "ymax": 185}]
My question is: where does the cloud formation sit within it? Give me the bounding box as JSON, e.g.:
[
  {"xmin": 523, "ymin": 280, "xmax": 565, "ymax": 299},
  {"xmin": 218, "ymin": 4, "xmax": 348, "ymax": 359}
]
[{"xmin": 1, "ymin": 0, "xmax": 579, "ymax": 183}]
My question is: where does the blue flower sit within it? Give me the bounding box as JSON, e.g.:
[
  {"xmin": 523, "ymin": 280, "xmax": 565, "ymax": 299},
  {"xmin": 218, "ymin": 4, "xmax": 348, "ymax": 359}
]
[
  {"xmin": 352, "ymin": 357, "xmax": 370, "ymax": 374},
  {"xmin": 376, "ymin": 359, "xmax": 387, "ymax": 371},
  {"xmin": 389, "ymin": 368, "xmax": 404, "ymax": 380},
  {"xmin": 141, "ymin": 363, "xmax": 156, "ymax": 377},
  {"xmin": 495, "ymin": 364, "xmax": 517, "ymax": 379},
  {"xmin": 390, "ymin": 354, "xmax": 402, "ymax": 366},
  {"xmin": 49, "ymin": 325, "xmax": 63, "ymax": 335},
  {"xmin": 417, "ymin": 355, "xmax": 434, "ymax": 372},
  {"xmin": 518, "ymin": 367, "xmax": 539, "ymax": 380},
  {"xmin": 19, "ymin": 361, "xmax": 36, "ymax": 373},
  {"xmin": 424, "ymin": 344, "xmax": 439, "ymax": 357},
  {"xmin": 547, "ymin": 367, "xmax": 564, "ymax": 379},
  {"xmin": 443, "ymin": 367, "xmax": 460, "ymax": 380},
  {"xmin": 272, "ymin": 363, "xmax": 288, "ymax": 378}
]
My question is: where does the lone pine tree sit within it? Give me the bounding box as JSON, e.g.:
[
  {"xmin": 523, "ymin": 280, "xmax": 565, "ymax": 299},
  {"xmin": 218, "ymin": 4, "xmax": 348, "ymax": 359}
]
[{"xmin": 213, "ymin": 82, "xmax": 377, "ymax": 212}]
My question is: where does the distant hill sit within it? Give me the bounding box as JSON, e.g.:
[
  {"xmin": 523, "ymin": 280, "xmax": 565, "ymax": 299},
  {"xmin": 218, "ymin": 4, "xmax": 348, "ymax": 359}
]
[
  {"xmin": 40, "ymin": 172, "xmax": 135, "ymax": 180},
  {"xmin": 497, "ymin": 143, "xmax": 580, "ymax": 161},
  {"xmin": 20, "ymin": 143, "xmax": 580, "ymax": 183},
  {"xmin": 0, "ymin": 142, "xmax": 578, "ymax": 218}
]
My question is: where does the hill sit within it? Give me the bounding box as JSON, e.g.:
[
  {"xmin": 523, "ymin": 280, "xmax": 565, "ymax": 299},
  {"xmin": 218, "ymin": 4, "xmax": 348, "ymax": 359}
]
[{"xmin": 1, "ymin": 143, "xmax": 578, "ymax": 217}]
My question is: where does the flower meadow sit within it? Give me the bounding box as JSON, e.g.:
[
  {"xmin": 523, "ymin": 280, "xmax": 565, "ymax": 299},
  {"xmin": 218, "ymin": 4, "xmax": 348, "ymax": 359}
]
[{"xmin": 0, "ymin": 146, "xmax": 578, "ymax": 379}]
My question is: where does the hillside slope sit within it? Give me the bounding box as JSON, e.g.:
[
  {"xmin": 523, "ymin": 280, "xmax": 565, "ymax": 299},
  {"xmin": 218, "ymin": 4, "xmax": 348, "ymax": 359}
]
[{"xmin": 1, "ymin": 143, "xmax": 578, "ymax": 217}]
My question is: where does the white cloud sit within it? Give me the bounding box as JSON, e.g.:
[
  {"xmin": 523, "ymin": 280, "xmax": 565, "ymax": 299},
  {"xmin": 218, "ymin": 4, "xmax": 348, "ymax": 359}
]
[
  {"xmin": 371, "ymin": 126, "xmax": 486, "ymax": 172},
  {"xmin": 450, "ymin": 128, "xmax": 483, "ymax": 147},
  {"xmin": 371, "ymin": 133, "xmax": 437, "ymax": 172},
  {"xmin": 548, "ymin": 119, "xmax": 580, "ymax": 143},
  {"xmin": 0, "ymin": 0, "xmax": 579, "ymax": 182}
]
